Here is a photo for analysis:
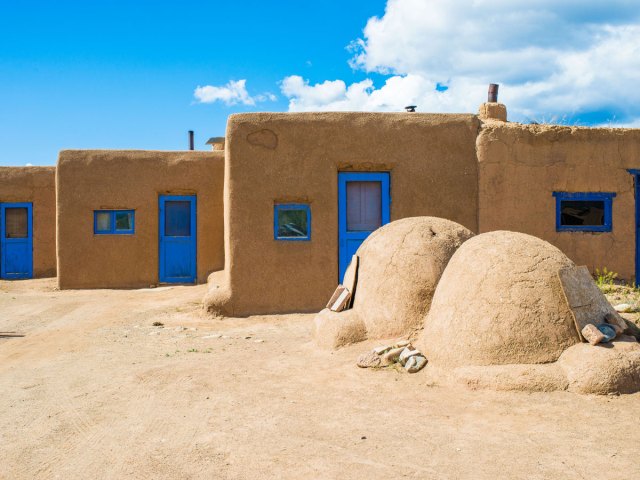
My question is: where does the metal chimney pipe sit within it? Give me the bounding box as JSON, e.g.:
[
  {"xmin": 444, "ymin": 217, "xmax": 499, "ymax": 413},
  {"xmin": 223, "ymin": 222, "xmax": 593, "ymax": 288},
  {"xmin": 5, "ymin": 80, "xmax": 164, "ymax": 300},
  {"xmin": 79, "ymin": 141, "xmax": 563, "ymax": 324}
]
[
  {"xmin": 188, "ymin": 130, "xmax": 194, "ymax": 151},
  {"xmin": 488, "ymin": 84, "xmax": 499, "ymax": 103}
]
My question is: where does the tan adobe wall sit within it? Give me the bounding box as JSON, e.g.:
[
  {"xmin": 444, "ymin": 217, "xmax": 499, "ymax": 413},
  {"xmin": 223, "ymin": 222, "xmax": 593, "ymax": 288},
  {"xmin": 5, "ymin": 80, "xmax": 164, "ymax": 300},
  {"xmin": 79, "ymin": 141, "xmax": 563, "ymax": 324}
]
[
  {"xmin": 210, "ymin": 112, "xmax": 480, "ymax": 316},
  {"xmin": 56, "ymin": 150, "xmax": 224, "ymax": 289},
  {"xmin": 477, "ymin": 123, "xmax": 640, "ymax": 281},
  {"xmin": 0, "ymin": 167, "xmax": 57, "ymax": 277}
]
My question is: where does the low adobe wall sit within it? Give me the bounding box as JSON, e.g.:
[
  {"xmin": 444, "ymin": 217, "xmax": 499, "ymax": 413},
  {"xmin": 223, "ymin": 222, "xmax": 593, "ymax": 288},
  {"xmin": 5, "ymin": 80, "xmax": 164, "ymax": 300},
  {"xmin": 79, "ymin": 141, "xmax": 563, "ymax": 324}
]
[
  {"xmin": 57, "ymin": 150, "xmax": 224, "ymax": 289},
  {"xmin": 478, "ymin": 123, "xmax": 640, "ymax": 281},
  {"xmin": 208, "ymin": 112, "xmax": 480, "ymax": 316},
  {"xmin": 0, "ymin": 167, "xmax": 56, "ymax": 277}
]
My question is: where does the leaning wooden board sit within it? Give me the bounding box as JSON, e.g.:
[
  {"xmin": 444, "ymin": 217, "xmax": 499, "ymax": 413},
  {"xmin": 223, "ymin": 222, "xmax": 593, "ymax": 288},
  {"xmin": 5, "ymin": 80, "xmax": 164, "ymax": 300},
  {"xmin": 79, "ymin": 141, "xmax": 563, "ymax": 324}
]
[
  {"xmin": 342, "ymin": 255, "xmax": 359, "ymax": 308},
  {"xmin": 557, "ymin": 265, "xmax": 619, "ymax": 341}
]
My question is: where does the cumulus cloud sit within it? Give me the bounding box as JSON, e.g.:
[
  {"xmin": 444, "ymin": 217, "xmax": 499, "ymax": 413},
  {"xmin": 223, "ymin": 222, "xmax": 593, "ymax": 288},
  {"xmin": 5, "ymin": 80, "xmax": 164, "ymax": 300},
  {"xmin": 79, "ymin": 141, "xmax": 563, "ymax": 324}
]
[
  {"xmin": 194, "ymin": 80, "xmax": 276, "ymax": 106},
  {"xmin": 281, "ymin": 1, "xmax": 640, "ymax": 123}
]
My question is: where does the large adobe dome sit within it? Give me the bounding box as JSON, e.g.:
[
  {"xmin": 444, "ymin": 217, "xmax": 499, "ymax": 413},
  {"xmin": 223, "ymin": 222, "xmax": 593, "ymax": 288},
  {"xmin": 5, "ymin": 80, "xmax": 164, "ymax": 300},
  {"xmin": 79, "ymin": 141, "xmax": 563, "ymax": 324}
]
[
  {"xmin": 351, "ymin": 217, "xmax": 474, "ymax": 339},
  {"xmin": 314, "ymin": 217, "xmax": 474, "ymax": 349},
  {"xmin": 417, "ymin": 231, "xmax": 581, "ymax": 366}
]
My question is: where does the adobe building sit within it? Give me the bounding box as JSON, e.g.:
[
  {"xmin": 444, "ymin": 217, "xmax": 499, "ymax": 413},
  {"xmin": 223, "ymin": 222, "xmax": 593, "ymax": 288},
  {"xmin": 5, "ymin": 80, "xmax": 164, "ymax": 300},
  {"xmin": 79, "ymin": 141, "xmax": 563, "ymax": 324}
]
[
  {"xmin": 478, "ymin": 122, "xmax": 640, "ymax": 281},
  {"xmin": 0, "ymin": 166, "xmax": 56, "ymax": 279},
  {"xmin": 56, "ymin": 150, "xmax": 224, "ymax": 289},
  {"xmin": 204, "ymin": 111, "xmax": 481, "ymax": 316},
  {"xmin": 204, "ymin": 103, "xmax": 640, "ymax": 316},
  {"xmin": 1, "ymin": 87, "xmax": 633, "ymax": 320}
]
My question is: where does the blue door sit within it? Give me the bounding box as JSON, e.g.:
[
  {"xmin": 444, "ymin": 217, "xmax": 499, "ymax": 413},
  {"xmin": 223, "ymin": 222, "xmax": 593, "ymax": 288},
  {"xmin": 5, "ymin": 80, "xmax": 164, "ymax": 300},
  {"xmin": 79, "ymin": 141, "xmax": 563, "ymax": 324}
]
[
  {"xmin": 338, "ymin": 172, "xmax": 390, "ymax": 282},
  {"xmin": 0, "ymin": 203, "xmax": 33, "ymax": 279},
  {"xmin": 159, "ymin": 195, "xmax": 197, "ymax": 283}
]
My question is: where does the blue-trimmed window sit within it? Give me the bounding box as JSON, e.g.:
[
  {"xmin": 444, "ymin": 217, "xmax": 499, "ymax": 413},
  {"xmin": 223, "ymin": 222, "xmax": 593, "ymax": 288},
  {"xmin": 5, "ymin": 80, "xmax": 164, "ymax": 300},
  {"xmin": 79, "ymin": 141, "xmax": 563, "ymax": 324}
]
[
  {"xmin": 553, "ymin": 192, "xmax": 615, "ymax": 232},
  {"xmin": 274, "ymin": 204, "xmax": 311, "ymax": 241},
  {"xmin": 94, "ymin": 210, "xmax": 135, "ymax": 235}
]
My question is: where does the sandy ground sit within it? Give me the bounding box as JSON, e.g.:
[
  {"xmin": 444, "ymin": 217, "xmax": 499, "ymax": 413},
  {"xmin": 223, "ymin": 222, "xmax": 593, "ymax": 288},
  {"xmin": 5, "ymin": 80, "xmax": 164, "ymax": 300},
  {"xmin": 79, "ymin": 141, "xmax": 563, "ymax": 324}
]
[{"xmin": 1, "ymin": 279, "xmax": 639, "ymax": 480}]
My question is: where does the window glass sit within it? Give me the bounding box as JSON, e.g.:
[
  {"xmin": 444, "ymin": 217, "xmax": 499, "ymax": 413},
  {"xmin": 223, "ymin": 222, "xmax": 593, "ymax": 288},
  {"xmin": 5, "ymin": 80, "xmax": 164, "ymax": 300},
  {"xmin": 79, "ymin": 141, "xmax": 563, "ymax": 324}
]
[
  {"xmin": 346, "ymin": 181, "xmax": 382, "ymax": 231},
  {"xmin": 5, "ymin": 207, "xmax": 28, "ymax": 238},
  {"xmin": 560, "ymin": 200, "xmax": 605, "ymax": 226},
  {"xmin": 277, "ymin": 208, "xmax": 309, "ymax": 238},
  {"xmin": 95, "ymin": 212, "xmax": 112, "ymax": 232},
  {"xmin": 165, "ymin": 201, "xmax": 191, "ymax": 236},
  {"xmin": 115, "ymin": 211, "xmax": 133, "ymax": 231}
]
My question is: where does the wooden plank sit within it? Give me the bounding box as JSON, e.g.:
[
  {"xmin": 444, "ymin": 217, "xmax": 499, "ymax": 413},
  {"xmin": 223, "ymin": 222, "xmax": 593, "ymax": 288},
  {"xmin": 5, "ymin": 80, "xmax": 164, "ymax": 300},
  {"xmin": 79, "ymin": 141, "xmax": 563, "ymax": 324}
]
[
  {"xmin": 342, "ymin": 255, "xmax": 359, "ymax": 308},
  {"xmin": 558, "ymin": 265, "xmax": 618, "ymax": 341},
  {"xmin": 329, "ymin": 287, "xmax": 351, "ymax": 312}
]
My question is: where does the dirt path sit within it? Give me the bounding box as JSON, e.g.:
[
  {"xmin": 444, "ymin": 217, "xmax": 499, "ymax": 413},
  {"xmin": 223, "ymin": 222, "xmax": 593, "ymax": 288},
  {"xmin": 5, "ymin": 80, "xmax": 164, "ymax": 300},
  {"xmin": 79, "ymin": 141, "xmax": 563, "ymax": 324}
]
[{"xmin": 1, "ymin": 279, "xmax": 639, "ymax": 479}]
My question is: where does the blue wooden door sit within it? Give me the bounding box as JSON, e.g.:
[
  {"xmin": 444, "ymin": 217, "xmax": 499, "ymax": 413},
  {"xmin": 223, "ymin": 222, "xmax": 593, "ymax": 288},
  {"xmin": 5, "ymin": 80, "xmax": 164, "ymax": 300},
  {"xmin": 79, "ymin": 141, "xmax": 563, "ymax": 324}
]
[
  {"xmin": 0, "ymin": 203, "xmax": 33, "ymax": 279},
  {"xmin": 159, "ymin": 195, "xmax": 197, "ymax": 283},
  {"xmin": 338, "ymin": 173, "xmax": 390, "ymax": 282}
]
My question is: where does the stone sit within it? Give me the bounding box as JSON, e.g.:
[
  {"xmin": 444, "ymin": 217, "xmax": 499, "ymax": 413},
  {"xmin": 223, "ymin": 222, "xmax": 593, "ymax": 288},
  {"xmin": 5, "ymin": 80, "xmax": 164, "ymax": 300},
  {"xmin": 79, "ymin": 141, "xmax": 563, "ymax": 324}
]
[
  {"xmin": 605, "ymin": 312, "xmax": 628, "ymax": 333},
  {"xmin": 357, "ymin": 351, "xmax": 381, "ymax": 368},
  {"xmin": 582, "ymin": 324, "xmax": 605, "ymax": 345},
  {"xmin": 202, "ymin": 334, "xmax": 222, "ymax": 339},
  {"xmin": 614, "ymin": 304, "xmax": 632, "ymax": 313},
  {"xmin": 382, "ymin": 347, "xmax": 405, "ymax": 365},
  {"xmin": 606, "ymin": 323, "xmax": 624, "ymax": 336},
  {"xmin": 405, "ymin": 355, "xmax": 428, "ymax": 373},
  {"xmin": 373, "ymin": 345, "xmax": 391, "ymax": 355},
  {"xmin": 398, "ymin": 347, "xmax": 421, "ymax": 366},
  {"xmin": 395, "ymin": 340, "xmax": 411, "ymax": 348},
  {"xmin": 174, "ymin": 326, "xmax": 186, "ymax": 332}
]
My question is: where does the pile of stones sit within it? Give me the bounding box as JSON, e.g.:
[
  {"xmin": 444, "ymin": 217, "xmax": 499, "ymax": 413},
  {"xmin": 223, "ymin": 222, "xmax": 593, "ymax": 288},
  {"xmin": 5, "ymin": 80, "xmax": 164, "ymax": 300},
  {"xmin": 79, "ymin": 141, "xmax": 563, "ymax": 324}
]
[{"xmin": 357, "ymin": 341, "xmax": 427, "ymax": 373}]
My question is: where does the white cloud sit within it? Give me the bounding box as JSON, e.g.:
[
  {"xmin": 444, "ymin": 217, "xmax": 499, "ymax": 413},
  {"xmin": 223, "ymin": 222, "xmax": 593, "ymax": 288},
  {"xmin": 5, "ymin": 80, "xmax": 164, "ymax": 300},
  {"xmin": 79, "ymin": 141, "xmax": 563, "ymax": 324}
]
[
  {"xmin": 281, "ymin": 1, "xmax": 640, "ymax": 123},
  {"xmin": 194, "ymin": 80, "xmax": 276, "ymax": 106}
]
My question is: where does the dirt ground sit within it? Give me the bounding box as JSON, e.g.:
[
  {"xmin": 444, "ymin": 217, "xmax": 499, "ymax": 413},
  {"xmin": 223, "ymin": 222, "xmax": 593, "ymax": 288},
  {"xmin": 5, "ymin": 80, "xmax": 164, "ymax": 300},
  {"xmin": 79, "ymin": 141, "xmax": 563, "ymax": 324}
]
[{"xmin": 1, "ymin": 279, "xmax": 639, "ymax": 480}]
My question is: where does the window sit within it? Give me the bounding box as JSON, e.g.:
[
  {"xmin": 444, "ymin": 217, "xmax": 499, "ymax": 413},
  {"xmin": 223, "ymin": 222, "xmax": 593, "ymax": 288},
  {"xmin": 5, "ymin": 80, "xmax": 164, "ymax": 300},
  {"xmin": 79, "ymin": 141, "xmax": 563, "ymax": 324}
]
[
  {"xmin": 94, "ymin": 210, "xmax": 135, "ymax": 234},
  {"xmin": 274, "ymin": 204, "xmax": 310, "ymax": 241},
  {"xmin": 5, "ymin": 207, "xmax": 28, "ymax": 238},
  {"xmin": 553, "ymin": 192, "xmax": 615, "ymax": 232}
]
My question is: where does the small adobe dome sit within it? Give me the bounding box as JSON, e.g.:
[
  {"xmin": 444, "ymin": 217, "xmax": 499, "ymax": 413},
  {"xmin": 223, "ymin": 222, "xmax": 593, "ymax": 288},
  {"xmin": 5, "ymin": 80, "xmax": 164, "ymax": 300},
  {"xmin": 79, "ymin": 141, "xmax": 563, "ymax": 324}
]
[
  {"xmin": 349, "ymin": 216, "xmax": 474, "ymax": 339},
  {"xmin": 417, "ymin": 231, "xmax": 581, "ymax": 366},
  {"xmin": 558, "ymin": 340, "xmax": 640, "ymax": 395}
]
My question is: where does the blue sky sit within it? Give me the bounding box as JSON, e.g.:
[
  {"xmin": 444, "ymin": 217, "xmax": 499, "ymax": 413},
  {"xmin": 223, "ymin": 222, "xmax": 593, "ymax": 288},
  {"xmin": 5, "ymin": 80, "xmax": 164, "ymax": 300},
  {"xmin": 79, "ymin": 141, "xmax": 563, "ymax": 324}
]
[
  {"xmin": 2, "ymin": 0, "xmax": 639, "ymax": 166},
  {"xmin": 0, "ymin": 0, "xmax": 386, "ymax": 165}
]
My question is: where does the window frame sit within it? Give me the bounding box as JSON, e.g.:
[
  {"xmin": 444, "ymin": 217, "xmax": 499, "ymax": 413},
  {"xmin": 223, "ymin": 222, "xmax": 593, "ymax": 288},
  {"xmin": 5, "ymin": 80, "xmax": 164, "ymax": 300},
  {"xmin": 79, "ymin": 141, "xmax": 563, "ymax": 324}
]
[
  {"xmin": 94, "ymin": 209, "xmax": 135, "ymax": 235},
  {"xmin": 552, "ymin": 192, "xmax": 615, "ymax": 232},
  {"xmin": 273, "ymin": 204, "xmax": 311, "ymax": 241}
]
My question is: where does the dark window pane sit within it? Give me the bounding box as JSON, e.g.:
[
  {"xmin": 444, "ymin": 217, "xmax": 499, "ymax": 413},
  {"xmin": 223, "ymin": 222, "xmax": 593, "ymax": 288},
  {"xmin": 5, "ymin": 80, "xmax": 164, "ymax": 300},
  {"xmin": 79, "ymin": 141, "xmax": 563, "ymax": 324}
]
[
  {"xmin": 115, "ymin": 211, "xmax": 133, "ymax": 231},
  {"xmin": 346, "ymin": 181, "xmax": 382, "ymax": 231},
  {"xmin": 5, "ymin": 208, "xmax": 28, "ymax": 238},
  {"xmin": 277, "ymin": 208, "xmax": 308, "ymax": 238},
  {"xmin": 165, "ymin": 201, "xmax": 191, "ymax": 236},
  {"xmin": 560, "ymin": 200, "xmax": 605, "ymax": 226}
]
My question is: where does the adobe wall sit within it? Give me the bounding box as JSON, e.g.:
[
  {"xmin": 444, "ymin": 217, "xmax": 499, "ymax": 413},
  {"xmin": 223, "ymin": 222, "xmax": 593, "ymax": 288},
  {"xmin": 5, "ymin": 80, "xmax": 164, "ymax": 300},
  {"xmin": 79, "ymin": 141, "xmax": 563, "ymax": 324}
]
[
  {"xmin": 209, "ymin": 112, "xmax": 480, "ymax": 316},
  {"xmin": 0, "ymin": 167, "xmax": 57, "ymax": 277},
  {"xmin": 57, "ymin": 150, "xmax": 224, "ymax": 289},
  {"xmin": 478, "ymin": 122, "xmax": 640, "ymax": 280}
]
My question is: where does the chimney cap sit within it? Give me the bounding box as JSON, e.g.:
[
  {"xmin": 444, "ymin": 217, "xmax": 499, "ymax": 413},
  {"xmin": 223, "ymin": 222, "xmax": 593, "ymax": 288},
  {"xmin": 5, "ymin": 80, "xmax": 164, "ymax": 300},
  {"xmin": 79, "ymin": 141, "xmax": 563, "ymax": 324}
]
[
  {"xmin": 206, "ymin": 136, "xmax": 225, "ymax": 145},
  {"xmin": 488, "ymin": 84, "xmax": 499, "ymax": 103},
  {"xmin": 404, "ymin": 105, "xmax": 417, "ymax": 112}
]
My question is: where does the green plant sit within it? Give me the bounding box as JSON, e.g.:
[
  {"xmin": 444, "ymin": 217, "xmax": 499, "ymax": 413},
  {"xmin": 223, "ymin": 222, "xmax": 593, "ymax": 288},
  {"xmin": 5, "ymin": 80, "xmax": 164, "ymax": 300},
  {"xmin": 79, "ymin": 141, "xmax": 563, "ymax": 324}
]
[{"xmin": 595, "ymin": 267, "xmax": 618, "ymax": 293}]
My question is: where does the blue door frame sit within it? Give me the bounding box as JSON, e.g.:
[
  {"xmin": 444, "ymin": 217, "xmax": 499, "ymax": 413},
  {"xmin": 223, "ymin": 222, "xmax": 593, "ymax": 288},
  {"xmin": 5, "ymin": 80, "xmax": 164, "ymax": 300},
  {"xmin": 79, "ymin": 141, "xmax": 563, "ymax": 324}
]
[
  {"xmin": 0, "ymin": 202, "xmax": 33, "ymax": 279},
  {"xmin": 159, "ymin": 195, "xmax": 197, "ymax": 283},
  {"xmin": 338, "ymin": 172, "xmax": 390, "ymax": 282},
  {"xmin": 630, "ymin": 170, "xmax": 640, "ymax": 286}
]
